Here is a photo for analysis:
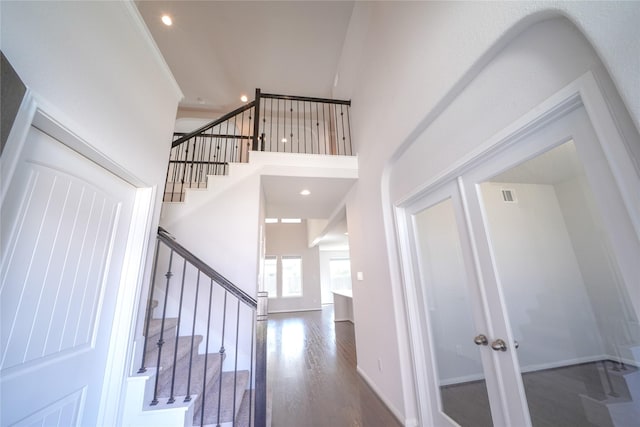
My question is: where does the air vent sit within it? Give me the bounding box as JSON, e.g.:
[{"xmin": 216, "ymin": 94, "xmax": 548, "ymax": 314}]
[{"xmin": 501, "ymin": 188, "xmax": 517, "ymax": 203}]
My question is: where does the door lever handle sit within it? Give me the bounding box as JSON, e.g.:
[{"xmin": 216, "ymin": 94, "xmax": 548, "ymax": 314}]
[
  {"xmin": 474, "ymin": 334, "xmax": 488, "ymax": 346},
  {"xmin": 491, "ymin": 338, "xmax": 507, "ymax": 352}
]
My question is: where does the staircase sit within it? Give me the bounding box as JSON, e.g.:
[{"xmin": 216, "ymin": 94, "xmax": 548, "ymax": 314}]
[
  {"xmin": 580, "ymin": 349, "xmax": 640, "ymax": 427},
  {"xmin": 123, "ymin": 90, "xmax": 353, "ymax": 426},
  {"xmin": 143, "ymin": 301, "xmax": 251, "ymax": 426},
  {"xmin": 123, "ymin": 228, "xmax": 268, "ymax": 427}
]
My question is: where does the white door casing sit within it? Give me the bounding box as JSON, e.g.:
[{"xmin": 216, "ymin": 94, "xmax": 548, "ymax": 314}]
[
  {"xmin": 395, "ymin": 72, "xmax": 640, "ymax": 426},
  {"xmin": 1, "ymin": 116, "xmax": 137, "ymax": 426}
]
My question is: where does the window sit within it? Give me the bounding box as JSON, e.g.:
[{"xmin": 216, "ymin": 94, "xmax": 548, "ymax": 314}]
[
  {"xmin": 282, "ymin": 256, "xmax": 302, "ymax": 297},
  {"xmin": 329, "ymin": 258, "xmax": 352, "ymax": 292},
  {"xmin": 264, "ymin": 256, "xmax": 277, "ymax": 298},
  {"xmin": 280, "ymin": 218, "xmax": 301, "ymax": 224}
]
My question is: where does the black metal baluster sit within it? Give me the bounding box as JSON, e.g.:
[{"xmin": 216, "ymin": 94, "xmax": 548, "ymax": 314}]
[
  {"xmin": 198, "ymin": 135, "xmax": 206, "ymax": 186},
  {"xmin": 314, "ymin": 102, "xmax": 319, "ymax": 155},
  {"xmin": 200, "ymin": 278, "xmax": 215, "ymax": 426},
  {"xmin": 277, "ymin": 99, "xmax": 281, "ymax": 152},
  {"xmin": 179, "ymin": 142, "xmax": 188, "ymax": 201},
  {"xmin": 333, "ymin": 104, "xmax": 340, "ymax": 155},
  {"xmin": 206, "ymin": 130, "xmax": 214, "ymax": 178},
  {"xmin": 139, "ymin": 238, "xmax": 161, "ymax": 373},
  {"xmin": 346, "ymin": 105, "xmax": 353, "ymax": 155},
  {"xmin": 290, "ymin": 100, "xmax": 294, "ymax": 153},
  {"xmin": 225, "ymin": 120, "xmax": 232, "ymax": 172},
  {"xmin": 269, "ymin": 98, "xmax": 273, "ymax": 152},
  {"xmin": 236, "ymin": 111, "xmax": 244, "ymax": 163},
  {"xmin": 340, "ymin": 104, "xmax": 346, "ymax": 155},
  {"xmin": 252, "ymin": 88, "xmax": 261, "ymax": 151},
  {"xmin": 167, "ymin": 258, "xmax": 188, "ymax": 404},
  {"xmin": 213, "ymin": 136, "xmax": 220, "ymax": 175},
  {"xmin": 233, "ymin": 114, "xmax": 239, "ymax": 163},
  {"xmin": 262, "ymin": 99, "xmax": 267, "ymax": 152},
  {"xmin": 303, "ymin": 101, "xmax": 307, "ymax": 153},
  {"xmin": 187, "ymin": 140, "xmax": 198, "ymax": 188},
  {"xmin": 322, "ymin": 103, "xmax": 328, "ymax": 155},
  {"xmin": 216, "ymin": 291, "xmax": 228, "ymax": 425},
  {"xmin": 232, "ymin": 300, "xmax": 241, "ymax": 424},
  {"xmin": 184, "ymin": 270, "xmax": 201, "ymax": 402},
  {"xmin": 150, "ymin": 249, "xmax": 174, "ymax": 406},
  {"xmin": 296, "ymin": 100, "xmax": 304, "ymax": 153}
]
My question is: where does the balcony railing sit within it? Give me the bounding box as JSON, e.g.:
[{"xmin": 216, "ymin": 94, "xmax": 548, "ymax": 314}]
[{"xmin": 164, "ymin": 89, "xmax": 352, "ymax": 201}]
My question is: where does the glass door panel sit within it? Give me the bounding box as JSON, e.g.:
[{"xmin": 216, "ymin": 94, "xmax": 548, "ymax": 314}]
[
  {"xmin": 413, "ymin": 197, "xmax": 494, "ymax": 427},
  {"xmin": 478, "ymin": 140, "xmax": 640, "ymax": 427}
]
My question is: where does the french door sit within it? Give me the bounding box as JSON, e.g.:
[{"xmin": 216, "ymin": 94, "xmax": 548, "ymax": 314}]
[{"xmin": 402, "ymin": 100, "xmax": 640, "ymax": 426}]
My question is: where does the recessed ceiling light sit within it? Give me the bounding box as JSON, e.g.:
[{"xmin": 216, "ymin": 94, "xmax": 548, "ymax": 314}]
[
  {"xmin": 161, "ymin": 15, "xmax": 172, "ymax": 26},
  {"xmin": 344, "ymin": 232, "xmax": 349, "ymax": 235},
  {"xmin": 300, "ymin": 189, "xmax": 310, "ymax": 196},
  {"xmin": 281, "ymin": 138, "xmax": 287, "ymax": 143},
  {"xmin": 240, "ymin": 95, "xmax": 248, "ymax": 102}
]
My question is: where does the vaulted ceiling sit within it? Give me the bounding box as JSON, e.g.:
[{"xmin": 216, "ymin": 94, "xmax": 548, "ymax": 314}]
[
  {"xmin": 137, "ymin": 1, "xmax": 356, "ymax": 246},
  {"xmin": 136, "ymin": 1, "xmax": 355, "ymax": 113}
]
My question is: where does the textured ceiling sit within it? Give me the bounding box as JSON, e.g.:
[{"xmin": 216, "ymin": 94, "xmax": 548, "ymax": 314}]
[{"xmin": 136, "ymin": 0, "xmax": 355, "ymax": 113}]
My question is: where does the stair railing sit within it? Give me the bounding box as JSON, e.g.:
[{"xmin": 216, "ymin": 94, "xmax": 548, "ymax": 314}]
[
  {"xmin": 164, "ymin": 89, "xmax": 352, "ymax": 202},
  {"xmin": 139, "ymin": 227, "xmax": 267, "ymax": 427},
  {"xmin": 165, "ymin": 102, "xmax": 256, "ymax": 202}
]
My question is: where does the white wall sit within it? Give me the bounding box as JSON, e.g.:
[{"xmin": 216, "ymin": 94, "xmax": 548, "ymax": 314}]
[
  {"xmin": 0, "ymin": 1, "xmax": 181, "ymax": 187},
  {"xmin": 265, "ymin": 220, "xmax": 322, "ymax": 313},
  {"xmin": 480, "ymin": 182, "xmax": 604, "ymax": 368},
  {"xmin": 334, "ymin": 3, "xmax": 640, "ymax": 423},
  {"xmin": 0, "ymin": 1, "xmax": 181, "ymax": 424},
  {"xmin": 161, "ymin": 172, "xmax": 262, "ymax": 299},
  {"xmin": 555, "ymin": 176, "xmax": 640, "ymax": 363}
]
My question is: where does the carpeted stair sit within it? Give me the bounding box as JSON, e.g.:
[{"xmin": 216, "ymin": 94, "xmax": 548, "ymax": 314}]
[{"xmin": 144, "ymin": 307, "xmax": 252, "ymax": 426}]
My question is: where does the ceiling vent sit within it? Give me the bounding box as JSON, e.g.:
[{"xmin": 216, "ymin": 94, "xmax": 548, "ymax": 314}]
[{"xmin": 501, "ymin": 188, "xmax": 517, "ymax": 203}]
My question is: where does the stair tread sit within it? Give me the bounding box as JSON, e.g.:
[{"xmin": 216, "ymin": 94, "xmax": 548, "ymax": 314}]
[
  {"xmin": 193, "ymin": 370, "xmax": 250, "ymax": 426},
  {"xmin": 156, "ymin": 352, "xmax": 224, "ymax": 400},
  {"xmin": 144, "ymin": 334, "xmax": 203, "ymax": 370},
  {"xmin": 145, "ymin": 317, "xmax": 178, "ymax": 339}
]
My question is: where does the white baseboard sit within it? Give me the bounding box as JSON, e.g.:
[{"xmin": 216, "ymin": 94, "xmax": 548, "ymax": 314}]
[
  {"xmin": 439, "ymin": 353, "xmax": 637, "ymax": 387},
  {"xmin": 267, "ymin": 308, "xmax": 322, "ymax": 314},
  {"xmin": 356, "ymin": 365, "xmax": 406, "ymax": 426}
]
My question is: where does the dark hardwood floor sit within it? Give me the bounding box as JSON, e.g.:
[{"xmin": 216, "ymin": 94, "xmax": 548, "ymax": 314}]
[
  {"xmin": 267, "ymin": 305, "xmax": 403, "ymax": 427},
  {"xmin": 441, "ymin": 360, "xmax": 638, "ymax": 427}
]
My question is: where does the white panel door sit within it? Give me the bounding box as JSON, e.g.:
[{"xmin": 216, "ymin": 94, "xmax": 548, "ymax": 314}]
[{"xmin": 1, "ymin": 126, "xmax": 136, "ymax": 426}]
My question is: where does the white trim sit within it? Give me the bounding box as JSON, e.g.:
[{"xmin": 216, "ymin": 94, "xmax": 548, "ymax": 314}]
[
  {"xmin": 98, "ymin": 187, "xmax": 155, "ymax": 427},
  {"xmin": 390, "ymin": 71, "xmax": 640, "ymax": 427},
  {"xmin": 395, "ymin": 90, "xmax": 582, "ymax": 208},
  {"xmin": 266, "ymin": 308, "xmax": 321, "ymax": 314},
  {"xmin": 356, "ymin": 365, "xmax": 416, "ymax": 427},
  {"xmin": 32, "ymin": 110, "xmax": 148, "ymax": 188},
  {"xmin": 578, "ymin": 75, "xmax": 640, "ymax": 239},
  {"xmin": 121, "ymin": 0, "xmax": 183, "ymax": 102},
  {"xmin": 0, "ymin": 90, "xmax": 37, "ymax": 204},
  {"xmin": 438, "ymin": 355, "xmax": 609, "ymax": 386}
]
